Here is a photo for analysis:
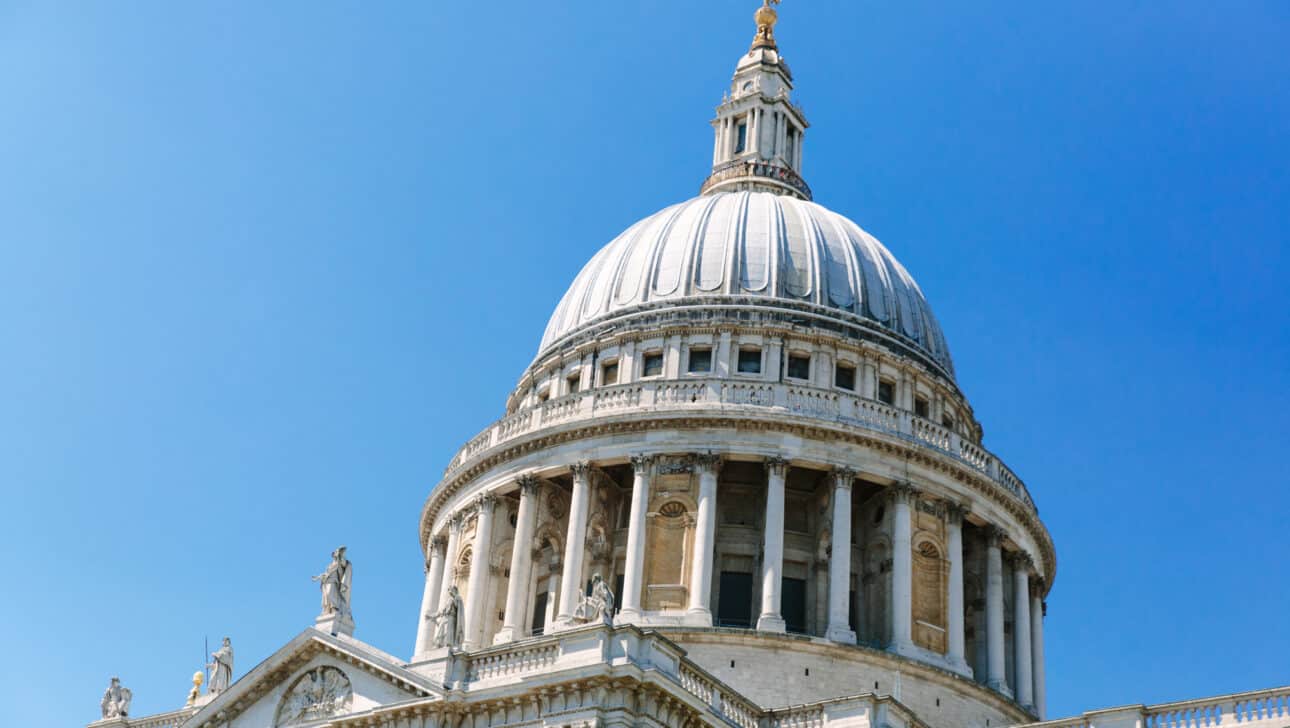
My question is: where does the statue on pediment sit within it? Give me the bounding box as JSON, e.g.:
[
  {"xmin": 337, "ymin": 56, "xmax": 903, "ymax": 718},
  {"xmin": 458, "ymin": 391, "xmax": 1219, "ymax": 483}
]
[
  {"xmin": 207, "ymin": 636, "xmax": 234, "ymax": 695},
  {"xmin": 100, "ymin": 676, "xmax": 132, "ymax": 719},
  {"xmin": 572, "ymin": 573, "xmax": 614, "ymax": 625},
  {"xmin": 312, "ymin": 546, "xmax": 353, "ymax": 618}
]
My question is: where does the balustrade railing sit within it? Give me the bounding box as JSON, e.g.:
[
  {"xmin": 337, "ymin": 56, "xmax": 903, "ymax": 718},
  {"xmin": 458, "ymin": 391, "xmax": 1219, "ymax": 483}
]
[
  {"xmin": 445, "ymin": 377, "xmax": 1036, "ymax": 513},
  {"xmin": 465, "ymin": 641, "xmax": 560, "ymax": 681},
  {"xmin": 1015, "ymin": 687, "xmax": 1290, "ymax": 728}
]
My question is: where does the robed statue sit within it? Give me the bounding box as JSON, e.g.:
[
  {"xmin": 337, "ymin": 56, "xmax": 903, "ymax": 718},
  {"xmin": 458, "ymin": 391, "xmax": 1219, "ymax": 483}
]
[
  {"xmin": 207, "ymin": 636, "xmax": 234, "ymax": 695},
  {"xmin": 573, "ymin": 573, "xmax": 615, "ymax": 625},
  {"xmin": 100, "ymin": 676, "xmax": 132, "ymax": 719},
  {"xmin": 433, "ymin": 585, "xmax": 463, "ymax": 648},
  {"xmin": 312, "ymin": 546, "xmax": 353, "ymax": 617}
]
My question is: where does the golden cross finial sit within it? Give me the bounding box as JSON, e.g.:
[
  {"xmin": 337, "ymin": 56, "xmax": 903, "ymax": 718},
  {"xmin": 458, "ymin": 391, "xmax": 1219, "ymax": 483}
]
[{"xmin": 752, "ymin": 0, "xmax": 782, "ymax": 50}]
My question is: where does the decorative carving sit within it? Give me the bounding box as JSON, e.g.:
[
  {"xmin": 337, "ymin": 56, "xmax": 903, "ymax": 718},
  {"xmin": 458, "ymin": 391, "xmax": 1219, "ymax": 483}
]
[
  {"xmin": 569, "ymin": 461, "xmax": 592, "ymax": 480},
  {"xmin": 274, "ymin": 666, "xmax": 353, "ymax": 727},
  {"xmin": 945, "ymin": 502, "xmax": 969, "ymax": 524},
  {"xmin": 206, "ymin": 636, "xmax": 234, "ymax": 695},
  {"xmin": 570, "ymin": 573, "xmax": 615, "ymax": 625},
  {"xmin": 692, "ymin": 451, "xmax": 722, "ymax": 473},
  {"xmin": 100, "ymin": 677, "xmax": 132, "ymax": 719},
  {"xmin": 433, "ymin": 585, "xmax": 464, "ymax": 648},
  {"xmin": 655, "ymin": 455, "xmax": 693, "ymax": 475},
  {"xmin": 916, "ymin": 499, "xmax": 943, "ymax": 517},
  {"xmin": 986, "ymin": 526, "xmax": 1006, "ymax": 549},
  {"xmin": 516, "ymin": 474, "xmax": 540, "ymax": 496},
  {"xmin": 1008, "ymin": 550, "xmax": 1035, "ymax": 573},
  {"xmin": 764, "ymin": 456, "xmax": 790, "ymax": 477},
  {"xmin": 475, "ymin": 493, "xmax": 497, "ymax": 515},
  {"xmin": 889, "ymin": 482, "xmax": 918, "ymax": 503},
  {"xmin": 831, "ymin": 466, "xmax": 856, "ymax": 488},
  {"xmin": 658, "ymin": 501, "xmax": 687, "ymax": 518},
  {"xmin": 312, "ymin": 546, "xmax": 352, "ymax": 618},
  {"xmin": 630, "ymin": 453, "xmax": 655, "ymax": 473}
]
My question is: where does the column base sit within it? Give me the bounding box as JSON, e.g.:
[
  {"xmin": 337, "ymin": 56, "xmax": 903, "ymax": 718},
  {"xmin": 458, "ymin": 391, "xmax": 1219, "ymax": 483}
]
[
  {"xmin": 314, "ymin": 612, "xmax": 355, "ymax": 637},
  {"xmin": 756, "ymin": 614, "xmax": 786, "ymax": 633},
  {"xmin": 825, "ymin": 625, "xmax": 856, "ymax": 644},
  {"xmin": 987, "ymin": 679, "xmax": 1014, "ymax": 699},
  {"xmin": 945, "ymin": 656, "xmax": 974, "ymax": 680},
  {"xmin": 492, "ymin": 626, "xmax": 521, "ymax": 645},
  {"xmin": 684, "ymin": 607, "xmax": 713, "ymax": 627}
]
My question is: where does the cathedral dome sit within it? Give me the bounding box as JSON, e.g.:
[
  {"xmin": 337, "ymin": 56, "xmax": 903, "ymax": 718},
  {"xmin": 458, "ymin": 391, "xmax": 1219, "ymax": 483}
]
[{"xmin": 538, "ymin": 191, "xmax": 956, "ymax": 379}]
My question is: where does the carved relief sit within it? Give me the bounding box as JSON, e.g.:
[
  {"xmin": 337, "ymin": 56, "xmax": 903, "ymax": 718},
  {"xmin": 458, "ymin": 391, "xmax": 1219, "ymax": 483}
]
[{"xmin": 274, "ymin": 666, "xmax": 353, "ymax": 727}]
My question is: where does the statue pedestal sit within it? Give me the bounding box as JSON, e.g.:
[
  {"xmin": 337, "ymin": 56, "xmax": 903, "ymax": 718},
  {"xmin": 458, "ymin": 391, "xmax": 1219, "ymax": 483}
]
[{"xmin": 315, "ymin": 612, "xmax": 355, "ymax": 637}]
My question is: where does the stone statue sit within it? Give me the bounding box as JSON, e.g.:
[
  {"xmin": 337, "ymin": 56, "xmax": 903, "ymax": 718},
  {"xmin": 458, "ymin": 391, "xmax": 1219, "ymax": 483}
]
[
  {"xmin": 312, "ymin": 546, "xmax": 353, "ymax": 617},
  {"xmin": 433, "ymin": 585, "xmax": 463, "ymax": 648},
  {"xmin": 100, "ymin": 676, "xmax": 132, "ymax": 719},
  {"xmin": 206, "ymin": 636, "xmax": 234, "ymax": 695},
  {"xmin": 573, "ymin": 573, "xmax": 615, "ymax": 625}
]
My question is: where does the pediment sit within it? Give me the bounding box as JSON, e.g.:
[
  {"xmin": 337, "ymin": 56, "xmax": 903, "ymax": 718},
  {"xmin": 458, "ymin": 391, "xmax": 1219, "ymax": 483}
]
[{"xmin": 184, "ymin": 629, "xmax": 439, "ymax": 728}]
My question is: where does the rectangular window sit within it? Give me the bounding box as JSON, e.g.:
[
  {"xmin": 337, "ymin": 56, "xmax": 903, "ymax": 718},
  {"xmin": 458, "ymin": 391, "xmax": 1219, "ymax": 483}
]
[
  {"xmin": 601, "ymin": 361, "xmax": 619, "ymax": 386},
  {"xmin": 566, "ymin": 373, "xmax": 581, "ymax": 394},
  {"xmin": 878, "ymin": 380, "xmax": 895, "ymax": 405},
  {"xmin": 737, "ymin": 348, "xmax": 762, "ymax": 374},
  {"xmin": 530, "ymin": 591, "xmax": 548, "ymax": 636},
  {"xmin": 787, "ymin": 354, "xmax": 811, "ymax": 380},
  {"xmin": 537, "ymin": 388, "xmax": 550, "ymax": 403},
  {"xmin": 782, "ymin": 576, "xmax": 807, "ymax": 634},
  {"xmin": 716, "ymin": 571, "xmax": 754, "ymax": 628},
  {"xmin": 835, "ymin": 363, "xmax": 856, "ymax": 390},
  {"xmin": 688, "ymin": 348, "xmax": 712, "ymax": 373},
  {"xmin": 642, "ymin": 352, "xmax": 664, "ymax": 378},
  {"xmin": 914, "ymin": 396, "xmax": 930, "ymax": 419},
  {"xmin": 942, "ymin": 415, "xmax": 955, "ymax": 430},
  {"xmin": 735, "ymin": 121, "xmax": 748, "ymax": 154}
]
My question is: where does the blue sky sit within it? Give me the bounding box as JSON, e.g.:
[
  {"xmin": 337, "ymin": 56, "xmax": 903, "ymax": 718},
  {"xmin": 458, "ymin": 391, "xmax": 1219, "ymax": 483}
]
[{"xmin": 2, "ymin": 2, "xmax": 1287, "ymax": 726}]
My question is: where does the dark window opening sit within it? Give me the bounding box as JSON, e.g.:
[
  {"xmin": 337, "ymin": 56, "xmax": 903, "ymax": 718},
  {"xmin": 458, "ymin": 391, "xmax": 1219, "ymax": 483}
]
[
  {"xmin": 942, "ymin": 415, "xmax": 955, "ymax": 430},
  {"xmin": 530, "ymin": 591, "xmax": 549, "ymax": 636},
  {"xmin": 688, "ymin": 348, "xmax": 712, "ymax": 373},
  {"xmin": 915, "ymin": 396, "xmax": 930, "ymax": 419},
  {"xmin": 835, "ymin": 363, "xmax": 856, "ymax": 390},
  {"xmin": 614, "ymin": 573, "xmax": 625, "ymax": 614},
  {"xmin": 787, "ymin": 354, "xmax": 811, "ymax": 380},
  {"xmin": 716, "ymin": 571, "xmax": 754, "ymax": 628},
  {"xmin": 643, "ymin": 353, "xmax": 664, "ymax": 377},
  {"xmin": 602, "ymin": 362, "xmax": 619, "ymax": 386},
  {"xmin": 566, "ymin": 373, "xmax": 581, "ymax": 394},
  {"xmin": 735, "ymin": 122, "xmax": 748, "ymax": 154},
  {"xmin": 783, "ymin": 576, "xmax": 807, "ymax": 634},
  {"xmin": 878, "ymin": 380, "xmax": 895, "ymax": 405},
  {"xmin": 737, "ymin": 348, "xmax": 762, "ymax": 374}
]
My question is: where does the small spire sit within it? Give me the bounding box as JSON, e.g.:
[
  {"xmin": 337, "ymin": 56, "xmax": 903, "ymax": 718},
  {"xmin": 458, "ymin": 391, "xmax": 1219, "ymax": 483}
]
[{"xmin": 752, "ymin": 0, "xmax": 782, "ymax": 50}]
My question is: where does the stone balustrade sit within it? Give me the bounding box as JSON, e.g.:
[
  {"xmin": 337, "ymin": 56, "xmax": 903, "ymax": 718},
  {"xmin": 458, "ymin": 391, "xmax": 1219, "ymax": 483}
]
[
  {"xmin": 89, "ymin": 708, "xmax": 196, "ymax": 728},
  {"xmin": 1014, "ymin": 686, "xmax": 1290, "ymax": 728},
  {"xmin": 441, "ymin": 377, "xmax": 1036, "ymax": 513}
]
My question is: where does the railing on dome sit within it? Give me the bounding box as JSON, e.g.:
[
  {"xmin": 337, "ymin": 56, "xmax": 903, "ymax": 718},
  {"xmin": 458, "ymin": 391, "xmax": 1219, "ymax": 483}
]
[
  {"xmin": 1013, "ymin": 686, "xmax": 1290, "ymax": 728},
  {"xmin": 441, "ymin": 377, "xmax": 1037, "ymax": 513},
  {"xmin": 701, "ymin": 159, "xmax": 813, "ymax": 200}
]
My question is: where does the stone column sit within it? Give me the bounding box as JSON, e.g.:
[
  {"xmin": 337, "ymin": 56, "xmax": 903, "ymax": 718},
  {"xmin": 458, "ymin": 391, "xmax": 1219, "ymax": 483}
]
[
  {"xmin": 985, "ymin": 527, "xmax": 1010, "ymax": 695},
  {"xmin": 889, "ymin": 483, "xmax": 915, "ymax": 653},
  {"xmin": 1031, "ymin": 585, "xmax": 1047, "ymax": 719},
  {"xmin": 1012, "ymin": 553, "xmax": 1035, "ymax": 710},
  {"xmin": 619, "ymin": 455, "xmax": 654, "ymax": 621},
  {"xmin": 945, "ymin": 503, "xmax": 970, "ymax": 674},
  {"xmin": 413, "ymin": 535, "xmax": 448, "ymax": 659},
  {"xmin": 766, "ymin": 337, "xmax": 783, "ymax": 382},
  {"xmin": 687, "ymin": 453, "xmax": 721, "ymax": 623},
  {"xmin": 495, "ymin": 476, "xmax": 540, "ymax": 644},
  {"xmin": 437, "ymin": 514, "xmax": 465, "ymax": 612},
  {"xmin": 557, "ymin": 462, "xmax": 592, "ymax": 623},
  {"xmin": 716, "ymin": 330, "xmax": 732, "ymax": 378},
  {"xmin": 826, "ymin": 467, "xmax": 857, "ymax": 644},
  {"xmin": 463, "ymin": 495, "xmax": 497, "ymax": 650},
  {"xmin": 757, "ymin": 457, "xmax": 789, "ymax": 632}
]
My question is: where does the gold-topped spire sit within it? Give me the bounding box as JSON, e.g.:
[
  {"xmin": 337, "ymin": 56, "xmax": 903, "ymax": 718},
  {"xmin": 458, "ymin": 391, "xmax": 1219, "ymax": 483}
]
[{"xmin": 751, "ymin": 0, "xmax": 781, "ymax": 50}]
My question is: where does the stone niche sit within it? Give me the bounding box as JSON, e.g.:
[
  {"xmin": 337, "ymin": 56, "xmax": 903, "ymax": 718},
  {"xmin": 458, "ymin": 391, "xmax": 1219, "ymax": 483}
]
[
  {"xmin": 911, "ymin": 498, "xmax": 949, "ymax": 654},
  {"xmin": 642, "ymin": 460, "xmax": 696, "ymax": 611}
]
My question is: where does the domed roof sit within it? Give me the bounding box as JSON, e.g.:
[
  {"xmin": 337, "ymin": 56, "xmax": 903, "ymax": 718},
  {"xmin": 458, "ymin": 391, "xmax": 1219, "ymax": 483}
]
[{"xmin": 539, "ymin": 191, "xmax": 956, "ymax": 378}]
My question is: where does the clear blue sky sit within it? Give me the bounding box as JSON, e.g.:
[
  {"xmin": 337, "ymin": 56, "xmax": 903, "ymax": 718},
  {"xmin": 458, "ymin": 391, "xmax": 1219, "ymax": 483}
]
[{"xmin": 2, "ymin": 2, "xmax": 1286, "ymax": 725}]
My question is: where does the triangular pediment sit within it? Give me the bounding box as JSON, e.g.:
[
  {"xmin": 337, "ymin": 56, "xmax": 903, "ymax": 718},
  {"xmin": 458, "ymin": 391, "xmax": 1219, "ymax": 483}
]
[{"xmin": 183, "ymin": 629, "xmax": 439, "ymax": 728}]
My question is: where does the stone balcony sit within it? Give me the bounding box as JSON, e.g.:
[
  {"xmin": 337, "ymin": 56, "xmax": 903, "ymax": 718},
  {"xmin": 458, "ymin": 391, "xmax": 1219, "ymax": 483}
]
[{"xmin": 439, "ymin": 377, "xmax": 1036, "ymax": 515}]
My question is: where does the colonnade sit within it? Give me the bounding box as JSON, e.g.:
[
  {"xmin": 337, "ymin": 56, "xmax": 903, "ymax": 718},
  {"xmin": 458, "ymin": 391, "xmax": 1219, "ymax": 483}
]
[{"xmin": 412, "ymin": 454, "xmax": 1048, "ymax": 716}]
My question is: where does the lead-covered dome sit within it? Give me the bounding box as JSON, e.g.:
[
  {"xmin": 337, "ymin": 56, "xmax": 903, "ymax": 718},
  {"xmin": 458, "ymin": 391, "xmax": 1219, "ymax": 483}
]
[{"xmin": 539, "ymin": 191, "xmax": 956, "ymax": 378}]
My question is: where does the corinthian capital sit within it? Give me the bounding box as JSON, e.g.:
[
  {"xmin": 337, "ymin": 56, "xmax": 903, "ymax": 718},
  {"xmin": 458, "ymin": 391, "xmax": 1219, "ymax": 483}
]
[
  {"xmin": 569, "ymin": 461, "xmax": 592, "ymax": 481},
  {"xmin": 985, "ymin": 525, "xmax": 1006, "ymax": 549},
  {"xmin": 516, "ymin": 474, "xmax": 540, "ymax": 496},
  {"xmin": 1007, "ymin": 550, "xmax": 1034, "ymax": 573},
  {"xmin": 831, "ymin": 466, "xmax": 857, "ymax": 489},
  {"xmin": 692, "ymin": 451, "xmax": 723, "ymax": 473},
  {"xmin": 889, "ymin": 481, "xmax": 918, "ymax": 504},
  {"xmin": 630, "ymin": 453, "xmax": 655, "ymax": 473},
  {"xmin": 945, "ymin": 502, "xmax": 970, "ymax": 524},
  {"xmin": 475, "ymin": 493, "xmax": 497, "ymax": 514},
  {"xmin": 764, "ymin": 456, "xmax": 790, "ymax": 477}
]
